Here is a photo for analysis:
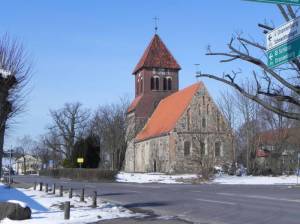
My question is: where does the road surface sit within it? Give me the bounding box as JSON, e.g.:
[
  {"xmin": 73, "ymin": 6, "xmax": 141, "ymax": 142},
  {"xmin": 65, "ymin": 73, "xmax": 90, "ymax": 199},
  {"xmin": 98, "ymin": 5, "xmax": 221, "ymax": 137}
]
[{"xmin": 12, "ymin": 175, "xmax": 300, "ymax": 224}]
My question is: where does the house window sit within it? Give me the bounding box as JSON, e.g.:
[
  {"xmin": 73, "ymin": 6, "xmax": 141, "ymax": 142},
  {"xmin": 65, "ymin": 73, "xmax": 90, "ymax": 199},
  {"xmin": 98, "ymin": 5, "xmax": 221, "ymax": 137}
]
[
  {"xmin": 184, "ymin": 141, "xmax": 191, "ymax": 156},
  {"xmin": 202, "ymin": 117, "xmax": 206, "ymax": 128},
  {"xmin": 200, "ymin": 141, "xmax": 205, "ymax": 156},
  {"xmin": 215, "ymin": 141, "xmax": 221, "ymax": 157},
  {"xmin": 151, "ymin": 76, "xmax": 159, "ymax": 90}
]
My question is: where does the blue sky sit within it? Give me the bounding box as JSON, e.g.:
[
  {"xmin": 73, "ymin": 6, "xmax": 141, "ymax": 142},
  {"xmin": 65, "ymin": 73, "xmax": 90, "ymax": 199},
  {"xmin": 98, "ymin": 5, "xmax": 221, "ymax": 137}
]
[{"xmin": 0, "ymin": 0, "xmax": 284, "ymax": 146}]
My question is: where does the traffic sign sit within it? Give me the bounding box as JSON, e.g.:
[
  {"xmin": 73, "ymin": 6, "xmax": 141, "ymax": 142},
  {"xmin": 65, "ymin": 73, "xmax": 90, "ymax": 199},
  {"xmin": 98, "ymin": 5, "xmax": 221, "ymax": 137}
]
[
  {"xmin": 267, "ymin": 17, "xmax": 300, "ymax": 50},
  {"xmin": 245, "ymin": 0, "xmax": 300, "ymax": 5},
  {"xmin": 267, "ymin": 37, "xmax": 300, "ymax": 67},
  {"xmin": 77, "ymin": 158, "xmax": 84, "ymax": 163}
]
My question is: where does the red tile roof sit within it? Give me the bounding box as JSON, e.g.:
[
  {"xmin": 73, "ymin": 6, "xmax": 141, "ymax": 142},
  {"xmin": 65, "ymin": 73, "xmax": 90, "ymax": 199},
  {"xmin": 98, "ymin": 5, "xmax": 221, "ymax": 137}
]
[
  {"xmin": 135, "ymin": 82, "xmax": 203, "ymax": 141},
  {"xmin": 258, "ymin": 128, "xmax": 300, "ymax": 145},
  {"xmin": 127, "ymin": 95, "xmax": 142, "ymax": 113},
  {"xmin": 133, "ymin": 34, "xmax": 181, "ymax": 74}
]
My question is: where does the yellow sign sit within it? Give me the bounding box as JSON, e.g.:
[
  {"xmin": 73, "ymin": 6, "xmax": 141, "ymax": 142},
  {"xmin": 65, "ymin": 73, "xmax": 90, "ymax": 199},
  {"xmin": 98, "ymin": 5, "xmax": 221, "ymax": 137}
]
[{"xmin": 77, "ymin": 158, "xmax": 84, "ymax": 163}]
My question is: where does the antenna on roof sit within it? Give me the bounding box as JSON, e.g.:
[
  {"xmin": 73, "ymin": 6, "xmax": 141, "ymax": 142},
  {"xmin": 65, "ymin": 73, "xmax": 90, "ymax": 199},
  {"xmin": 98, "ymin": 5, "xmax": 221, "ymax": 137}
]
[{"xmin": 153, "ymin": 16, "xmax": 159, "ymax": 34}]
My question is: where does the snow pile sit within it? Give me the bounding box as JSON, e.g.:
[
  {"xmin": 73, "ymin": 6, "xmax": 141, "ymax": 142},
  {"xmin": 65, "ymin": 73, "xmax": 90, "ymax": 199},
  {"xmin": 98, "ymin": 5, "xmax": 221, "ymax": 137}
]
[
  {"xmin": 7, "ymin": 200, "xmax": 28, "ymax": 208},
  {"xmin": 0, "ymin": 183, "xmax": 140, "ymax": 224},
  {"xmin": 213, "ymin": 175, "xmax": 299, "ymax": 185},
  {"xmin": 116, "ymin": 172, "xmax": 198, "ymax": 184}
]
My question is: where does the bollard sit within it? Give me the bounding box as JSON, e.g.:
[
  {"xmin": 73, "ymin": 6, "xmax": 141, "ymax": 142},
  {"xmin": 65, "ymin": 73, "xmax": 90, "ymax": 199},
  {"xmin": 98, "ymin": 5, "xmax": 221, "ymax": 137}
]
[
  {"xmin": 39, "ymin": 182, "xmax": 43, "ymax": 191},
  {"xmin": 33, "ymin": 182, "xmax": 37, "ymax": 190},
  {"xmin": 92, "ymin": 191, "xmax": 97, "ymax": 208},
  {"xmin": 80, "ymin": 188, "xmax": 84, "ymax": 202},
  {"xmin": 64, "ymin": 201, "xmax": 70, "ymax": 220},
  {"xmin": 59, "ymin": 185, "xmax": 63, "ymax": 197},
  {"xmin": 53, "ymin": 183, "xmax": 56, "ymax": 194},
  {"xmin": 69, "ymin": 188, "xmax": 73, "ymax": 199},
  {"xmin": 45, "ymin": 183, "xmax": 48, "ymax": 193}
]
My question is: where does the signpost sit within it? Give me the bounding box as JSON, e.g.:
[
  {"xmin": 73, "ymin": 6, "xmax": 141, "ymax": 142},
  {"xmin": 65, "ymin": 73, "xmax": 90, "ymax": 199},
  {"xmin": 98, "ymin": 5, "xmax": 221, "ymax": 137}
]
[
  {"xmin": 77, "ymin": 158, "xmax": 84, "ymax": 168},
  {"xmin": 266, "ymin": 16, "xmax": 300, "ymax": 68},
  {"xmin": 246, "ymin": 0, "xmax": 300, "ymax": 5}
]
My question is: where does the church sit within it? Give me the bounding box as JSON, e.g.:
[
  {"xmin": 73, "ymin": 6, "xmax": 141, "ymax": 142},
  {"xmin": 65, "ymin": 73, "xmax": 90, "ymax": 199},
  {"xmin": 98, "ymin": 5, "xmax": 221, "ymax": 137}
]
[{"xmin": 124, "ymin": 34, "xmax": 233, "ymax": 174}]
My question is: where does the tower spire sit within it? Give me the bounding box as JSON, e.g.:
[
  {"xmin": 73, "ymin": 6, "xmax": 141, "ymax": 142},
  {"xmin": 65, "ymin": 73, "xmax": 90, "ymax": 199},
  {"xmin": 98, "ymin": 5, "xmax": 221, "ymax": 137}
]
[{"xmin": 153, "ymin": 16, "xmax": 159, "ymax": 34}]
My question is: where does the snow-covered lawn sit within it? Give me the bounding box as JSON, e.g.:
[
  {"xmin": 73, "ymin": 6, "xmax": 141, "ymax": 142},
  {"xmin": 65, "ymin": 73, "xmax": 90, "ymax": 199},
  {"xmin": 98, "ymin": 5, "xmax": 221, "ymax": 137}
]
[
  {"xmin": 0, "ymin": 183, "xmax": 140, "ymax": 224},
  {"xmin": 116, "ymin": 172, "xmax": 198, "ymax": 184},
  {"xmin": 213, "ymin": 175, "xmax": 299, "ymax": 185}
]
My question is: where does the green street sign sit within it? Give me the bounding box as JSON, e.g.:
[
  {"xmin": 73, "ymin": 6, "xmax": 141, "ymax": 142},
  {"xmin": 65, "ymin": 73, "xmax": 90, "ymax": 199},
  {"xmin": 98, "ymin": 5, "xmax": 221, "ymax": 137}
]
[
  {"xmin": 246, "ymin": 0, "xmax": 300, "ymax": 5},
  {"xmin": 267, "ymin": 37, "xmax": 300, "ymax": 68}
]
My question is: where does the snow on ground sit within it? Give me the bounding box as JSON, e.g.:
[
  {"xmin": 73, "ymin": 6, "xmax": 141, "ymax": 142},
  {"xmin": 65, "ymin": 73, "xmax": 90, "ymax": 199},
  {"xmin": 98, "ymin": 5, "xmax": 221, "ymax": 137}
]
[
  {"xmin": 0, "ymin": 183, "xmax": 141, "ymax": 224},
  {"xmin": 213, "ymin": 174, "xmax": 300, "ymax": 185},
  {"xmin": 116, "ymin": 172, "xmax": 198, "ymax": 184}
]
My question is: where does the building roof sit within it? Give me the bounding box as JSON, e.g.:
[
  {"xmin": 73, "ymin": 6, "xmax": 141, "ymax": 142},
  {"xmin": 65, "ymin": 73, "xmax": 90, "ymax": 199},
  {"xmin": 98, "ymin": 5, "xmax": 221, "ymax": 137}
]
[
  {"xmin": 258, "ymin": 128, "xmax": 300, "ymax": 145},
  {"xmin": 132, "ymin": 34, "xmax": 181, "ymax": 74},
  {"xmin": 135, "ymin": 82, "xmax": 203, "ymax": 141},
  {"xmin": 127, "ymin": 95, "xmax": 142, "ymax": 113}
]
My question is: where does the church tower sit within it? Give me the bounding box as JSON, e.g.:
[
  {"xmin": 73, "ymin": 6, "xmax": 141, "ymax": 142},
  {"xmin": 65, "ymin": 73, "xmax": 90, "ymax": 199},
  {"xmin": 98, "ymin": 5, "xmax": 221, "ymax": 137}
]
[{"xmin": 127, "ymin": 34, "xmax": 181, "ymax": 129}]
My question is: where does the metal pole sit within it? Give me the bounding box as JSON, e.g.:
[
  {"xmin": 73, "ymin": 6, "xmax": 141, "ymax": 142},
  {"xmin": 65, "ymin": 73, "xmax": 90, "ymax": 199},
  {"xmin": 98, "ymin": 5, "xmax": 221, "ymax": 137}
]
[
  {"xmin": 297, "ymin": 153, "xmax": 299, "ymax": 185},
  {"xmin": 9, "ymin": 147, "xmax": 12, "ymax": 188}
]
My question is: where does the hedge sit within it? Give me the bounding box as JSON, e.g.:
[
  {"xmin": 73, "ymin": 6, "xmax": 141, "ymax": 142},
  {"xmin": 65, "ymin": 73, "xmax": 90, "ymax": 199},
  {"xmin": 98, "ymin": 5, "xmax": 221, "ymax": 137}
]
[{"xmin": 39, "ymin": 168, "xmax": 118, "ymax": 182}]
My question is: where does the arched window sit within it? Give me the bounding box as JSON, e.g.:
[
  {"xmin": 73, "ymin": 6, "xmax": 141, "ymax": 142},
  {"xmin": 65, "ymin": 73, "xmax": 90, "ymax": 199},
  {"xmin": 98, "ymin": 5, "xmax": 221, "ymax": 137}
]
[
  {"xmin": 215, "ymin": 141, "xmax": 221, "ymax": 157},
  {"xmin": 207, "ymin": 104, "xmax": 209, "ymax": 115},
  {"xmin": 167, "ymin": 77, "xmax": 172, "ymax": 90},
  {"xmin": 163, "ymin": 77, "xmax": 167, "ymax": 90},
  {"xmin": 151, "ymin": 76, "xmax": 160, "ymax": 90},
  {"xmin": 217, "ymin": 113, "xmax": 220, "ymax": 132},
  {"xmin": 184, "ymin": 141, "xmax": 191, "ymax": 156},
  {"xmin": 151, "ymin": 77, "xmax": 155, "ymax": 90},
  {"xmin": 200, "ymin": 141, "xmax": 205, "ymax": 156},
  {"xmin": 155, "ymin": 77, "xmax": 159, "ymax": 90}
]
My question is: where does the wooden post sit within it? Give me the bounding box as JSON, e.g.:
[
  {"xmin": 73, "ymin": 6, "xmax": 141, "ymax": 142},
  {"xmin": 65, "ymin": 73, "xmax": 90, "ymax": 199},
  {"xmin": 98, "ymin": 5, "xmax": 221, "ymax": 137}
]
[
  {"xmin": 45, "ymin": 183, "xmax": 48, "ymax": 193},
  {"xmin": 59, "ymin": 185, "xmax": 63, "ymax": 197},
  {"xmin": 69, "ymin": 188, "xmax": 73, "ymax": 199},
  {"xmin": 92, "ymin": 191, "xmax": 97, "ymax": 208},
  {"xmin": 39, "ymin": 182, "xmax": 43, "ymax": 191},
  {"xmin": 64, "ymin": 201, "xmax": 70, "ymax": 220},
  {"xmin": 80, "ymin": 188, "xmax": 84, "ymax": 202},
  {"xmin": 33, "ymin": 182, "xmax": 36, "ymax": 190},
  {"xmin": 53, "ymin": 183, "xmax": 56, "ymax": 194}
]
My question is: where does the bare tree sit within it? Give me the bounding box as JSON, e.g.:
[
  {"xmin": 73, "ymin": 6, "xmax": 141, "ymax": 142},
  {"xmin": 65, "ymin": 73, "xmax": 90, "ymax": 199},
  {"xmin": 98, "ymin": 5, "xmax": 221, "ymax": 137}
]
[
  {"xmin": 196, "ymin": 5, "xmax": 300, "ymax": 121},
  {"xmin": 89, "ymin": 98, "xmax": 129, "ymax": 170},
  {"xmin": 48, "ymin": 102, "xmax": 90, "ymax": 162},
  {"xmin": 0, "ymin": 34, "xmax": 31, "ymax": 177}
]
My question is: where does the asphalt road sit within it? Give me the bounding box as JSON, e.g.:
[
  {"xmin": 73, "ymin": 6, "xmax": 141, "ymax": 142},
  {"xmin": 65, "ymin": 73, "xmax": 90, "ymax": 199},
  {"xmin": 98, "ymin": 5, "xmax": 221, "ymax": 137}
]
[{"xmin": 12, "ymin": 175, "xmax": 300, "ymax": 224}]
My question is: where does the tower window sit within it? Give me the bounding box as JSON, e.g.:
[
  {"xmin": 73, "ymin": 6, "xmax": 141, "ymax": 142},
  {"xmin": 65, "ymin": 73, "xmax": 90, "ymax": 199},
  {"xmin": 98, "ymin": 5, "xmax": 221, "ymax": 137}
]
[
  {"xmin": 151, "ymin": 77, "xmax": 155, "ymax": 90},
  {"xmin": 163, "ymin": 77, "xmax": 172, "ymax": 91},
  {"xmin": 184, "ymin": 141, "xmax": 191, "ymax": 156},
  {"xmin": 151, "ymin": 76, "xmax": 160, "ymax": 90},
  {"xmin": 167, "ymin": 77, "xmax": 172, "ymax": 90},
  {"xmin": 163, "ymin": 77, "xmax": 167, "ymax": 90}
]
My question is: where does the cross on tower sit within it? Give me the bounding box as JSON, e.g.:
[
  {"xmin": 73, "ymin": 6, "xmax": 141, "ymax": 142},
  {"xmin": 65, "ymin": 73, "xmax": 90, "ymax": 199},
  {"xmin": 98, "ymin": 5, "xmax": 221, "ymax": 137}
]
[{"xmin": 153, "ymin": 16, "xmax": 159, "ymax": 34}]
